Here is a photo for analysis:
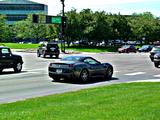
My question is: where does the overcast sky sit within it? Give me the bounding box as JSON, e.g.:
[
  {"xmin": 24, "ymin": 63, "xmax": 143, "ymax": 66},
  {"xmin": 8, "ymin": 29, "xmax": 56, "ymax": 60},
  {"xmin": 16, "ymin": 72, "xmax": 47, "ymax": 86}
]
[{"xmin": 32, "ymin": 0, "xmax": 160, "ymax": 17}]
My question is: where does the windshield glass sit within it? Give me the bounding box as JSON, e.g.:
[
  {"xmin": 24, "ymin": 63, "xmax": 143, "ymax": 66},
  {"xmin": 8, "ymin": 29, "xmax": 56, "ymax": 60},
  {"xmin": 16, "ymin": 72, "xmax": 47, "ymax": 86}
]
[
  {"xmin": 62, "ymin": 56, "xmax": 82, "ymax": 61},
  {"xmin": 152, "ymin": 47, "xmax": 160, "ymax": 52},
  {"xmin": 122, "ymin": 45, "xmax": 130, "ymax": 48},
  {"xmin": 47, "ymin": 44, "xmax": 58, "ymax": 48},
  {"xmin": 141, "ymin": 45, "xmax": 149, "ymax": 48}
]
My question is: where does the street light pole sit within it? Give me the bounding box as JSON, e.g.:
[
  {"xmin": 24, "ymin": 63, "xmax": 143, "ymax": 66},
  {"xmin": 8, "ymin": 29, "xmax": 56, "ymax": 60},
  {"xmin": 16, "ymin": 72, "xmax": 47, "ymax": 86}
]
[{"xmin": 60, "ymin": 0, "xmax": 65, "ymax": 53}]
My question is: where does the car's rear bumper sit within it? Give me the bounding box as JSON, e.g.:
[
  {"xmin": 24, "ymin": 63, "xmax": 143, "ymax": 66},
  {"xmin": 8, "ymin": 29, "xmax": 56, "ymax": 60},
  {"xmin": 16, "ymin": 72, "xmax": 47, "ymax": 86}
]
[
  {"xmin": 48, "ymin": 71, "xmax": 77, "ymax": 80},
  {"xmin": 45, "ymin": 51, "xmax": 59, "ymax": 55},
  {"xmin": 154, "ymin": 58, "xmax": 160, "ymax": 62}
]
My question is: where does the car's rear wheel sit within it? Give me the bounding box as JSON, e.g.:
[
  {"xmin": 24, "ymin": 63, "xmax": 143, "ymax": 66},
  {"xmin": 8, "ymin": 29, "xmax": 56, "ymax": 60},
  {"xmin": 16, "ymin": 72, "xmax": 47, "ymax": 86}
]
[
  {"xmin": 154, "ymin": 62, "xmax": 159, "ymax": 68},
  {"xmin": 14, "ymin": 62, "xmax": 22, "ymax": 73},
  {"xmin": 79, "ymin": 69, "xmax": 89, "ymax": 83},
  {"xmin": 0, "ymin": 69, "xmax": 3, "ymax": 73},
  {"xmin": 105, "ymin": 66, "xmax": 113, "ymax": 80},
  {"xmin": 55, "ymin": 55, "xmax": 59, "ymax": 58},
  {"xmin": 42, "ymin": 51, "xmax": 46, "ymax": 58},
  {"xmin": 37, "ymin": 51, "xmax": 40, "ymax": 57}
]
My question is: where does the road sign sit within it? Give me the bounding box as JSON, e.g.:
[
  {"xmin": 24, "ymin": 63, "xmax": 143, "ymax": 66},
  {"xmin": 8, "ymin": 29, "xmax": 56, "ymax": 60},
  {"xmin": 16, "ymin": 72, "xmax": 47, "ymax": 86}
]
[
  {"xmin": 46, "ymin": 16, "xmax": 62, "ymax": 24},
  {"xmin": 51, "ymin": 17, "xmax": 61, "ymax": 24}
]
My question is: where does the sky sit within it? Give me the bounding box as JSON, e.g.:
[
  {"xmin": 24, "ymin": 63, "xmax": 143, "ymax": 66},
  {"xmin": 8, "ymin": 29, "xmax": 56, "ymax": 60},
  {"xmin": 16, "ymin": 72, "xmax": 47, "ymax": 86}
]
[{"xmin": 32, "ymin": 0, "xmax": 160, "ymax": 17}]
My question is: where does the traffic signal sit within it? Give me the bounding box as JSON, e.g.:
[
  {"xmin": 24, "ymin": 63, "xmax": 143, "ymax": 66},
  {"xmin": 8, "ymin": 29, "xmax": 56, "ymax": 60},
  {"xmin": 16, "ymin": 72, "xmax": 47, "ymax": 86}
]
[
  {"xmin": 46, "ymin": 16, "xmax": 52, "ymax": 24},
  {"xmin": 62, "ymin": 16, "xmax": 67, "ymax": 28},
  {"xmin": 32, "ymin": 14, "xmax": 39, "ymax": 23}
]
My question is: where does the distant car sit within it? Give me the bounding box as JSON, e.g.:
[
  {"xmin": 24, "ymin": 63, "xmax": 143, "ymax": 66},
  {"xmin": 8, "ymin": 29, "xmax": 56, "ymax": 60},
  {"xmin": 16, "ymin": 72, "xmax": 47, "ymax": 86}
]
[
  {"xmin": 149, "ymin": 46, "xmax": 160, "ymax": 62},
  {"xmin": 149, "ymin": 46, "xmax": 160, "ymax": 67},
  {"xmin": 118, "ymin": 45, "xmax": 137, "ymax": 53},
  {"xmin": 37, "ymin": 43, "xmax": 60, "ymax": 58},
  {"xmin": 138, "ymin": 45, "xmax": 153, "ymax": 52},
  {"xmin": 0, "ymin": 46, "xmax": 23, "ymax": 73},
  {"xmin": 48, "ymin": 56, "xmax": 113, "ymax": 83}
]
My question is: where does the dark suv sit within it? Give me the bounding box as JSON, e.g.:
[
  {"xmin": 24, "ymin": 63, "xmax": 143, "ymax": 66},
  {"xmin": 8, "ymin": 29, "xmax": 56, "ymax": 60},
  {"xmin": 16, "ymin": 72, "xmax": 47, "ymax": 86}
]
[
  {"xmin": 0, "ymin": 46, "xmax": 23, "ymax": 73},
  {"xmin": 149, "ymin": 46, "xmax": 160, "ymax": 67},
  {"xmin": 37, "ymin": 43, "xmax": 60, "ymax": 58}
]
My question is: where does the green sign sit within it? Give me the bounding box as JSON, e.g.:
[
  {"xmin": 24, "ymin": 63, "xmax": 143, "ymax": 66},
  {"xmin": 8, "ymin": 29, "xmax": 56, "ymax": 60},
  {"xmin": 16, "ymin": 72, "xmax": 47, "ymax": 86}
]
[{"xmin": 51, "ymin": 17, "xmax": 61, "ymax": 24}]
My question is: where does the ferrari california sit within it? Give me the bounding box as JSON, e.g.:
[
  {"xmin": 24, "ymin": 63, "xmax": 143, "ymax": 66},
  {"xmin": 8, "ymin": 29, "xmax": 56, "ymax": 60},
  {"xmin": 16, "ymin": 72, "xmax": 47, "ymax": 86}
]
[{"xmin": 48, "ymin": 56, "xmax": 113, "ymax": 83}]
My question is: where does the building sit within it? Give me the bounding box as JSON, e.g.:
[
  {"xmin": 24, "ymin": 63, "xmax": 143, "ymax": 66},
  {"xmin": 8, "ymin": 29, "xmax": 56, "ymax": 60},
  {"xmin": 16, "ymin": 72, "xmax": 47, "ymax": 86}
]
[{"xmin": 0, "ymin": 0, "xmax": 48, "ymax": 24}]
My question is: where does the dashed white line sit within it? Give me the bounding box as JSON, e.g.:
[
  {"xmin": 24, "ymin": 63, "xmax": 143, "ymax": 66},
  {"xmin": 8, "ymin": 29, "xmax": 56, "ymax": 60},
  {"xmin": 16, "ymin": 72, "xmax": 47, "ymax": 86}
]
[
  {"xmin": 125, "ymin": 72, "xmax": 146, "ymax": 76},
  {"xmin": 153, "ymin": 74, "xmax": 160, "ymax": 78}
]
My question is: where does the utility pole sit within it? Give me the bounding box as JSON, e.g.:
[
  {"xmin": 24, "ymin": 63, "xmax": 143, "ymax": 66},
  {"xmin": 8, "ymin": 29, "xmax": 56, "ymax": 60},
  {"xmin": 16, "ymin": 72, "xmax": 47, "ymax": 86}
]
[{"xmin": 60, "ymin": 0, "xmax": 65, "ymax": 53}]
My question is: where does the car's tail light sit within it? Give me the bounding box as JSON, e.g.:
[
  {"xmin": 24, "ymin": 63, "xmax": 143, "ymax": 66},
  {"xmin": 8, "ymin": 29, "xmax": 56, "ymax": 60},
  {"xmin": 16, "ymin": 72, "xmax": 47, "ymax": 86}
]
[
  {"xmin": 49, "ymin": 63, "xmax": 53, "ymax": 67},
  {"xmin": 69, "ymin": 64, "xmax": 74, "ymax": 68}
]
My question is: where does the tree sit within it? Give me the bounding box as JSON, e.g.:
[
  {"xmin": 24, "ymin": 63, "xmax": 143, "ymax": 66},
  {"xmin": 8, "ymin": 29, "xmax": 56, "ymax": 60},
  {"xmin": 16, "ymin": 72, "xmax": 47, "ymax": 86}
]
[
  {"xmin": 111, "ymin": 14, "xmax": 132, "ymax": 42},
  {"xmin": 65, "ymin": 8, "xmax": 81, "ymax": 46},
  {"xmin": 0, "ymin": 15, "xmax": 12, "ymax": 42},
  {"xmin": 90, "ymin": 11, "xmax": 112, "ymax": 46},
  {"xmin": 13, "ymin": 15, "xmax": 58, "ymax": 43}
]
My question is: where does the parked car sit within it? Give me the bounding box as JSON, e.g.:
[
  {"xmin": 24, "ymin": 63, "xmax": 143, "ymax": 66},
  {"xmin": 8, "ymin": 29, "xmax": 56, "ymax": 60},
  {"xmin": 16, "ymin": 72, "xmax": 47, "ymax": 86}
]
[
  {"xmin": 48, "ymin": 56, "xmax": 113, "ymax": 83},
  {"xmin": 118, "ymin": 45, "xmax": 137, "ymax": 53},
  {"xmin": 37, "ymin": 42, "xmax": 60, "ymax": 58},
  {"xmin": 0, "ymin": 46, "xmax": 23, "ymax": 73},
  {"xmin": 149, "ymin": 46, "xmax": 160, "ymax": 67},
  {"xmin": 138, "ymin": 45, "xmax": 153, "ymax": 52}
]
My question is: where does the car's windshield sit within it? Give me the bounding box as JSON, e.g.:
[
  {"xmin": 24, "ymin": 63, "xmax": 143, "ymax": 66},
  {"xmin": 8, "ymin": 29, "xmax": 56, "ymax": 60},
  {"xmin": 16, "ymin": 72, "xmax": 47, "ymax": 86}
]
[
  {"xmin": 141, "ymin": 45, "xmax": 149, "ymax": 48},
  {"xmin": 122, "ymin": 45, "xmax": 130, "ymax": 48},
  {"xmin": 151, "ymin": 47, "xmax": 160, "ymax": 52},
  {"xmin": 62, "ymin": 56, "xmax": 82, "ymax": 61},
  {"xmin": 47, "ymin": 44, "xmax": 58, "ymax": 48},
  {"xmin": 0, "ymin": 48, "xmax": 10, "ymax": 55}
]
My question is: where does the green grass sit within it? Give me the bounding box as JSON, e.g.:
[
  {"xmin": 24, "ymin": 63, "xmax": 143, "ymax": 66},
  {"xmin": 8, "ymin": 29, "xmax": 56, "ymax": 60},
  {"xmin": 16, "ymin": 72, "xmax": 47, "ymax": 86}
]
[
  {"xmin": 66, "ymin": 46, "xmax": 119, "ymax": 52},
  {"xmin": 0, "ymin": 43, "xmax": 39, "ymax": 49},
  {"xmin": 0, "ymin": 43, "xmax": 119, "ymax": 52},
  {"xmin": 0, "ymin": 82, "xmax": 160, "ymax": 120}
]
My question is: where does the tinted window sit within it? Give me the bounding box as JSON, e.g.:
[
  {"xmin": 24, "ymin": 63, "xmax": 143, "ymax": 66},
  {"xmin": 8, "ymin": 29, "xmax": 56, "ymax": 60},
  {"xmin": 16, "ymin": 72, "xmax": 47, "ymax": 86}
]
[
  {"xmin": 152, "ymin": 47, "xmax": 160, "ymax": 52},
  {"xmin": 141, "ymin": 45, "xmax": 149, "ymax": 48},
  {"xmin": 47, "ymin": 44, "xmax": 58, "ymax": 48},
  {"xmin": 0, "ymin": 48, "xmax": 10, "ymax": 54},
  {"xmin": 62, "ymin": 56, "xmax": 81, "ymax": 61},
  {"xmin": 122, "ymin": 45, "xmax": 130, "ymax": 48},
  {"xmin": 84, "ymin": 58, "xmax": 99, "ymax": 65}
]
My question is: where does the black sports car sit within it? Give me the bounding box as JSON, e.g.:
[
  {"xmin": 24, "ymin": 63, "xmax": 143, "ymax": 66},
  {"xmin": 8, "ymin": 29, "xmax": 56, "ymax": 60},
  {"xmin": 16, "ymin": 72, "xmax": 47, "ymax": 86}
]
[{"xmin": 48, "ymin": 56, "xmax": 113, "ymax": 82}]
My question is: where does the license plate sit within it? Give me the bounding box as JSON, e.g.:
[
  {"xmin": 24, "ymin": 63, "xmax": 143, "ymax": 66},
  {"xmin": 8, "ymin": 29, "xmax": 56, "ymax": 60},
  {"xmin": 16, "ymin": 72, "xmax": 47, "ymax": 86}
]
[{"xmin": 56, "ymin": 69, "xmax": 62, "ymax": 74}]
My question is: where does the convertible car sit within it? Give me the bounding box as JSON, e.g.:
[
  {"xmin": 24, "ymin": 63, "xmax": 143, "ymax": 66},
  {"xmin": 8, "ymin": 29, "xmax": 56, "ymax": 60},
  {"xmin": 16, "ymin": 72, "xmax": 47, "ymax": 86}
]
[{"xmin": 48, "ymin": 56, "xmax": 113, "ymax": 83}]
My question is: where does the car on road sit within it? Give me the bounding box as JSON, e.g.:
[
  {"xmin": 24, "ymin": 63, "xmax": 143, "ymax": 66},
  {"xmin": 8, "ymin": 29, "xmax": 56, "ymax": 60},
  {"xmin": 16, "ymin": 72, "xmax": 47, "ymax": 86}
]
[
  {"xmin": 149, "ymin": 46, "xmax": 160, "ymax": 67},
  {"xmin": 0, "ymin": 46, "xmax": 23, "ymax": 73},
  {"xmin": 138, "ymin": 45, "xmax": 153, "ymax": 52},
  {"xmin": 37, "ymin": 42, "xmax": 60, "ymax": 58},
  {"xmin": 118, "ymin": 45, "xmax": 137, "ymax": 53},
  {"xmin": 48, "ymin": 56, "xmax": 113, "ymax": 83}
]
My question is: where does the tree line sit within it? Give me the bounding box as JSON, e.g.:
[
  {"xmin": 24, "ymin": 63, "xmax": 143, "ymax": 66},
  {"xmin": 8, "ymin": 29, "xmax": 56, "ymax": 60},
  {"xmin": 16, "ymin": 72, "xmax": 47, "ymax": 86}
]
[{"xmin": 0, "ymin": 9, "xmax": 160, "ymax": 46}]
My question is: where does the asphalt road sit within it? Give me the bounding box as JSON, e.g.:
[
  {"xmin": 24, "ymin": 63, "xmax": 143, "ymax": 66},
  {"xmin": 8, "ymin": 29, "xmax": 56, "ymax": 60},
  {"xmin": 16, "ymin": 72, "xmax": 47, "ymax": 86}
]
[{"xmin": 0, "ymin": 52, "xmax": 160, "ymax": 104}]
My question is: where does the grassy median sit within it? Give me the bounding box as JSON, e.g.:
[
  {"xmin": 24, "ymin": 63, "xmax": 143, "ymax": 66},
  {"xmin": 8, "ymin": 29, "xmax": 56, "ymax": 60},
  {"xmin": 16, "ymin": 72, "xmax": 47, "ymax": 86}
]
[
  {"xmin": 0, "ymin": 43, "xmax": 118, "ymax": 52},
  {"xmin": 0, "ymin": 82, "xmax": 160, "ymax": 120},
  {"xmin": 0, "ymin": 43, "xmax": 39, "ymax": 49}
]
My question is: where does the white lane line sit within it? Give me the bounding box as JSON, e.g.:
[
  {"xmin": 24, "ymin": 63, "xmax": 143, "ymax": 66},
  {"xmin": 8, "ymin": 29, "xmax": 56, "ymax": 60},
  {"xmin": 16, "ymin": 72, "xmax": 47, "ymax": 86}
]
[
  {"xmin": 153, "ymin": 74, "xmax": 160, "ymax": 78},
  {"xmin": 114, "ymin": 71, "xmax": 120, "ymax": 73},
  {"xmin": 125, "ymin": 72, "xmax": 146, "ymax": 76}
]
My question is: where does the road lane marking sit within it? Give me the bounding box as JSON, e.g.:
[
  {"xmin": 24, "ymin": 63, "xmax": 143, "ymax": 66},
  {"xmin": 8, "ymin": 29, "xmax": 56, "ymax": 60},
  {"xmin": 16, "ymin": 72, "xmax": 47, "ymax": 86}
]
[
  {"xmin": 153, "ymin": 74, "xmax": 160, "ymax": 78},
  {"xmin": 125, "ymin": 72, "xmax": 146, "ymax": 76}
]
